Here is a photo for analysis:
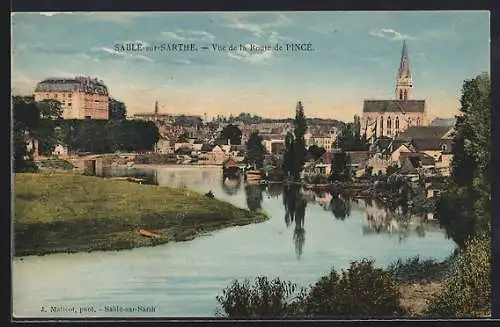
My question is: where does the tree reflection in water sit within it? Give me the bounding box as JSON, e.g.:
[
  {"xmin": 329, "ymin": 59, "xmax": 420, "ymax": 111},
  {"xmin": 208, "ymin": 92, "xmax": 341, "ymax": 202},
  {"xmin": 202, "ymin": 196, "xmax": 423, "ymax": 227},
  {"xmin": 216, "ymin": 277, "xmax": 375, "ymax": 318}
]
[
  {"xmin": 221, "ymin": 176, "xmax": 242, "ymax": 196},
  {"xmin": 244, "ymin": 182, "xmax": 264, "ymax": 212},
  {"xmin": 282, "ymin": 184, "xmax": 307, "ymax": 259},
  {"xmin": 328, "ymin": 191, "xmax": 352, "ymax": 220}
]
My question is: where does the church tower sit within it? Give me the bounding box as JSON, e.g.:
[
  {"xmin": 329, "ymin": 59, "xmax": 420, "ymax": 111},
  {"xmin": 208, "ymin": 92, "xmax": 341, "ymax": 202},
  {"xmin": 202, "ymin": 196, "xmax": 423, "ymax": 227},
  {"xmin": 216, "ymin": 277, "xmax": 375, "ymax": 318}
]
[
  {"xmin": 154, "ymin": 101, "xmax": 159, "ymax": 115},
  {"xmin": 395, "ymin": 40, "xmax": 413, "ymax": 101}
]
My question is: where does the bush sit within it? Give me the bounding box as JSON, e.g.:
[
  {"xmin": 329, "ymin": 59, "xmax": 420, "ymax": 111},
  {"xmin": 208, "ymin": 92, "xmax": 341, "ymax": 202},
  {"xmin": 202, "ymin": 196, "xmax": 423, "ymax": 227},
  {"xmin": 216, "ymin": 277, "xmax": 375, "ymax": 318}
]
[
  {"xmin": 215, "ymin": 277, "xmax": 302, "ymax": 318},
  {"xmin": 216, "ymin": 259, "xmax": 404, "ymax": 318},
  {"xmin": 425, "ymin": 232, "xmax": 491, "ymax": 317},
  {"xmin": 302, "ymin": 259, "xmax": 403, "ymax": 317},
  {"xmin": 387, "ymin": 255, "xmax": 453, "ymax": 284}
]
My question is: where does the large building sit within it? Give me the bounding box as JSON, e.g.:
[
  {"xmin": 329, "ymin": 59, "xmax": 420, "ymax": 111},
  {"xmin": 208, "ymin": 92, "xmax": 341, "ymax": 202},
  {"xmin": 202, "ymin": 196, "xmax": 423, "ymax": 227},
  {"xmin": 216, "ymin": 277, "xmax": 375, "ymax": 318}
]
[
  {"xmin": 132, "ymin": 101, "xmax": 174, "ymax": 123},
  {"xmin": 34, "ymin": 76, "xmax": 109, "ymax": 120},
  {"xmin": 362, "ymin": 41, "xmax": 427, "ymax": 141}
]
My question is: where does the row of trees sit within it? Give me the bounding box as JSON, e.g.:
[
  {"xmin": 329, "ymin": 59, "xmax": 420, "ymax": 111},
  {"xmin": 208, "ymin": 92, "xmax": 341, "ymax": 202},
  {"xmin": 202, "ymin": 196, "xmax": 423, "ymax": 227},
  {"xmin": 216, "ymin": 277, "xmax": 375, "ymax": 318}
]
[{"xmin": 13, "ymin": 95, "xmax": 159, "ymax": 172}]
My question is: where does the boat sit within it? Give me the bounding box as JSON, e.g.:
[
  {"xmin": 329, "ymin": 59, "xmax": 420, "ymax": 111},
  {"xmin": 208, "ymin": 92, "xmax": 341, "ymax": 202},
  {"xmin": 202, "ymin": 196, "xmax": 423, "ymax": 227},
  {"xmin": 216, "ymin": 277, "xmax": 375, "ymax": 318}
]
[
  {"xmin": 246, "ymin": 170, "xmax": 262, "ymax": 181},
  {"xmin": 136, "ymin": 228, "xmax": 161, "ymax": 238}
]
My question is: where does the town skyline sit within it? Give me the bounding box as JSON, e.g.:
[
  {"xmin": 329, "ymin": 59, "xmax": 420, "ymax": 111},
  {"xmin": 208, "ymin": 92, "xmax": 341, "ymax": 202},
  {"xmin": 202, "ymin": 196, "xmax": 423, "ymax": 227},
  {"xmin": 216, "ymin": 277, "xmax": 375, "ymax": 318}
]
[{"xmin": 11, "ymin": 11, "xmax": 489, "ymax": 122}]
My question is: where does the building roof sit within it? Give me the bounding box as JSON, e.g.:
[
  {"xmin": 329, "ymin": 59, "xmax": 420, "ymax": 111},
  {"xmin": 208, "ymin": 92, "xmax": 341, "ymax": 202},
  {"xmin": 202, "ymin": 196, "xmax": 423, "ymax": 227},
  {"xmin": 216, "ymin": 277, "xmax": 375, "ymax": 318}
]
[
  {"xmin": 201, "ymin": 144, "xmax": 214, "ymax": 152},
  {"xmin": 399, "ymin": 152, "xmax": 436, "ymax": 167},
  {"xmin": 346, "ymin": 151, "xmax": 370, "ymax": 166},
  {"xmin": 35, "ymin": 76, "xmax": 109, "ymax": 96},
  {"xmin": 363, "ymin": 100, "xmax": 425, "ymax": 113},
  {"xmin": 397, "ymin": 126, "xmax": 453, "ymax": 140},
  {"xmin": 411, "ymin": 138, "xmax": 453, "ymax": 152}
]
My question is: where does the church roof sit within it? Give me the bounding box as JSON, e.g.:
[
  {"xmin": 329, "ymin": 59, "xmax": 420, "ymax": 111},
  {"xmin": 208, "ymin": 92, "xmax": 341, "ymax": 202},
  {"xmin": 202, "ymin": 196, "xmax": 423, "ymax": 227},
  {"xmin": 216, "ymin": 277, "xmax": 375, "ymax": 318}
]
[{"xmin": 362, "ymin": 100, "xmax": 425, "ymax": 113}]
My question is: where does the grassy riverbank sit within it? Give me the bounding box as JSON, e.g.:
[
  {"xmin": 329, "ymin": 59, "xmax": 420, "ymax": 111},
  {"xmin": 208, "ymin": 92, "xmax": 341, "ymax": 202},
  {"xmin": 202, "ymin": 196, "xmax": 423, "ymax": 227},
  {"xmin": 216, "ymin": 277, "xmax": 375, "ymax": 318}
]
[{"xmin": 13, "ymin": 173, "xmax": 269, "ymax": 257}]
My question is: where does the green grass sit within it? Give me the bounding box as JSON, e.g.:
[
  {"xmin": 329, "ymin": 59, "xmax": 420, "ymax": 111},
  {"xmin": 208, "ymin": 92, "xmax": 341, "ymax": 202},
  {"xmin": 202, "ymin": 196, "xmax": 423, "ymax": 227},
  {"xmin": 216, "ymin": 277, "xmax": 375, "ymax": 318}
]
[{"xmin": 13, "ymin": 173, "xmax": 269, "ymax": 256}]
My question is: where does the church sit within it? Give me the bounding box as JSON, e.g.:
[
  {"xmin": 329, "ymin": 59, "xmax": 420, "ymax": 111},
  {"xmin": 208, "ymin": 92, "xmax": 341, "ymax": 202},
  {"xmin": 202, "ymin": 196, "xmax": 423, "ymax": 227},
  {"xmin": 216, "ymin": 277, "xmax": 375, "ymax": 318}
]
[{"xmin": 361, "ymin": 41, "xmax": 426, "ymax": 141}]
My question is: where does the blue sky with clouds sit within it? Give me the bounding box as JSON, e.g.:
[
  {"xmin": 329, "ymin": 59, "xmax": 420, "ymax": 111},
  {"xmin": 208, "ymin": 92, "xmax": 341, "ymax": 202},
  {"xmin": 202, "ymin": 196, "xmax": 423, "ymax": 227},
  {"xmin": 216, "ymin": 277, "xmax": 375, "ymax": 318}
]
[{"xmin": 11, "ymin": 11, "xmax": 489, "ymax": 121}]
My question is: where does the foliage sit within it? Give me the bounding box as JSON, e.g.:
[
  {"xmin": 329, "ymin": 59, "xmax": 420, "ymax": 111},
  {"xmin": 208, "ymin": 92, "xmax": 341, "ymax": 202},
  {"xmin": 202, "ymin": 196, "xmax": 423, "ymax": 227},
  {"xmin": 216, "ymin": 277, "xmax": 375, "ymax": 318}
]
[
  {"xmin": 387, "ymin": 255, "xmax": 452, "ymax": 284},
  {"xmin": 336, "ymin": 114, "xmax": 368, "ymax": 151},
  {"xmin": 307, "ymin": 145, "xmax": 326, "ymax": 161},
  {"xmin": 220, "ymin": 124, "xmax": 242, "ymax": 145},
  {"xmin": 426, "ymin": 233, "xmax": 491, "ymax": 317},
  {"xmin": 330, "ymin": 152, "xmax": 351, "ymax": 182},
  {"xmin": 292, "ymin": 101, "xmax": 308, "ymax": 180},
  {"xmin": 37, "ymin": 99, "xmax": 63, "ymax": 120},
  {"xmin": 12, "ymin": 96, "xmax": 40, "ymax": 172},
  {"xmin": 246, "ymin": 131, "xmax": 265, "ymax": 169},
  {"xmin": 215, "ymin": 277, "xmax": 302, "ymax": 318},
  {"xmin": 216, "ymin": 260, "xmax": 404, "ymax": 318},
  {"xmin": 303, "ymin": 259, "xmax": 403, "ymax": 317},
  {"xmin": 435, "ymin": 72, "xmax": 491, "ymax": 248},
  {"xmin": 386, "ymin": 163, "xmax": 400, "ymax": 176},
  {"xmin": 281, "ymin": 102, "xmax": 308, "ymax": 180},
  {"xmin": 108, "ymin": 98, "xmax": 127, "ymax": 120},
  {"xmin": 282, "ymin": 132, "xmax": 295, "ymax": 179}
]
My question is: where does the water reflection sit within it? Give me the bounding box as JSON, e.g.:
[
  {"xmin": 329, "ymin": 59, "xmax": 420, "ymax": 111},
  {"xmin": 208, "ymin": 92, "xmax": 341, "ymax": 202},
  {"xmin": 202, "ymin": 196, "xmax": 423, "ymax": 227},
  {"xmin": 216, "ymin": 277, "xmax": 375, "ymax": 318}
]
[
  {"xmin": 221, "ymin": 177, "xmax": 242, "ymax": 196},
  {"xmin": 103, "ymin": 167, "xmax": 445, "ymax": 253},
  {"xmin": 283, "ymin": 185, "xmax": 307, "ymax": 259},
  {"xmin": 244, "ymin": 183, "xmax": 264, "ymax": 212}
]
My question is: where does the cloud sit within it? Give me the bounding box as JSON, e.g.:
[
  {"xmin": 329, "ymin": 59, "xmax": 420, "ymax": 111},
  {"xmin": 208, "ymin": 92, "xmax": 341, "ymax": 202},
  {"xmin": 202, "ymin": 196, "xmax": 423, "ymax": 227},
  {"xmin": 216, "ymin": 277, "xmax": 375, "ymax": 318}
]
[
  {"xmin": 93, "ymin": 47, "xmax": 154, "ymax": 62},
  {"xmin": 369, "ymin": 28, "xmax": 414, "ymax": 41},
  {"xmin": 161, "ymin": 29, "xmax": 215, "ymax": 42},
  {"xmin": 223, "ymin": 13, "xmax": 291, "ymax": 38},
  {"xmin": 227, "ymin": 44, "xmax": 274, "ymax": 64}
]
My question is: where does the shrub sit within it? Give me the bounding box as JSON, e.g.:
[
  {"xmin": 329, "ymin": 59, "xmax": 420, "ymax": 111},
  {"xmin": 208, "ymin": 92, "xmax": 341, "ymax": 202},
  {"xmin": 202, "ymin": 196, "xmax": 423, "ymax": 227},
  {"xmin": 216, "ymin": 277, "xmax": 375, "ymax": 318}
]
[
  {"xmin": 425, "ymin": 232, "xmax": 491, "ymax": 317},
  {"xmin": 216, "ymin": 260, "xmax": 404, "ymax": 318},
  {"xmin": 303, "ymin": 259, "xmax": 403, "ymax": 317},
  {"xmin": 215, "ymin": 276, "xmax": 302, "ymax": 318},
  {"xmin": 387, "ymin": 255, "xmax": 453, "ymax": 284}
]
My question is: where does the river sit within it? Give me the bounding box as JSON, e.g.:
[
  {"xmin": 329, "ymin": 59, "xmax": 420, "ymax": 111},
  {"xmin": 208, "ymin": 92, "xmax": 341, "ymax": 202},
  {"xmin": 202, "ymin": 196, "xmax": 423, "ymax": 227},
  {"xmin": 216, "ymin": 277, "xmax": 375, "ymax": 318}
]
[{"xmin": 12, "ymin": 166, "xmax": 456, "ymax": 318}]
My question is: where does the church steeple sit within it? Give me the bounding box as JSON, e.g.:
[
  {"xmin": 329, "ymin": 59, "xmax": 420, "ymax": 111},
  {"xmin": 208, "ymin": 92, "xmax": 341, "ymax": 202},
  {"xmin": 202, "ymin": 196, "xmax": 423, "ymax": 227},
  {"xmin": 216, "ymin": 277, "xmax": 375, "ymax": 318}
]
[
  {"xmin": 396, "ymin": 40, "xmax": 413, "ymax": 100},
  {"xmin": 154, "ymin": 101, "xmax": 159, "ymax": 115}
]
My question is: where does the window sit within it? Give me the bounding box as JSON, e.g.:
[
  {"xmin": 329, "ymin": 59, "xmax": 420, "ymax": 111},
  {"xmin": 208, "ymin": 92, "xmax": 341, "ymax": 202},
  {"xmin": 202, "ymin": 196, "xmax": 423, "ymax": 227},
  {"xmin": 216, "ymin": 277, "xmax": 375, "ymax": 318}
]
[
  {"xmin": 441, "ymin": 144, "xmax": 448, "ymax": 152},
  {"xmin": 395, "ymin": 116, "xmax": 399, "ymax": 130},
  {"xmin": 380, "ymin": 116, "xmax": 384, "ymax": 136},
  {"xmin": 68, "ymin": 93, "xmax": 72, "ymax": 98},
  {"xmin": 404, "ymin": 89, "xmax": 408, "ymax": 100},
  {"xmin": 399, "ymin": 89, "xmax": 403, "ymax": 100},
  {"xmin": 387, "ymin": 117, "xmax": 392, "ymax": 135},
  {"xmin": 68, "ymin": 103, "xmax": 72, "ymax": 107},
  {"xmin": 416, "ymin": 118, "xmax": 421, "ymax": 126}
]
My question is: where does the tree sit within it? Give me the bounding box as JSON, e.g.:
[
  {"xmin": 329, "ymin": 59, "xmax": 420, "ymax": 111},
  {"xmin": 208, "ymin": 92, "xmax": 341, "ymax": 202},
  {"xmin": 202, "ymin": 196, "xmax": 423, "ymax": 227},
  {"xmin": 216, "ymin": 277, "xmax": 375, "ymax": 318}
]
[
  {"xmin": 37, "ymin": 99, "xmax": 63, "ymax": 120},
  {"xmin": 282, "ymin": 132, "xmax": 295, "ymax": 178},
  {"xmin": 108, "ymin": 98, "xmax": 127, "ymax": 120},
  {"xmin": 435, "ymin": 72, "xmax": 491, "ymax": 248},
  {"xmin": 307, "ymin": 145, "xmax": 326, "ymax": 161},
  {"xmin": 220, "ymin": 124, "xmax": 242, "ymax": 145},
  {"xmin": 292, "ymin": 101, "xmax": 308, "ymax": 180},
  {"xmin": 12, "ymin": 96, "xmax": 39, "ymax": 131},
  {"xmin": 246, "ymin": 131, "xmax": 265, "ymax": 169},
  {"xmin": 330, "ymin": 152, "xmax": 351, "ymax": 182},
  {"xmin": 12, "ymin": 96, "xmax": 39, "ymax": 172}
]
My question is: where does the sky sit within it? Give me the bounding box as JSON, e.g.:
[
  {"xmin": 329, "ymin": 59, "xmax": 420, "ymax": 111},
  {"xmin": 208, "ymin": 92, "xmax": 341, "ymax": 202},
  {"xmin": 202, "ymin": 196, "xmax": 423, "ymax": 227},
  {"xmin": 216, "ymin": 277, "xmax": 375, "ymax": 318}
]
[{"xmin": 11, "ymin": 11, "xmax": 490, "ymax": 122}]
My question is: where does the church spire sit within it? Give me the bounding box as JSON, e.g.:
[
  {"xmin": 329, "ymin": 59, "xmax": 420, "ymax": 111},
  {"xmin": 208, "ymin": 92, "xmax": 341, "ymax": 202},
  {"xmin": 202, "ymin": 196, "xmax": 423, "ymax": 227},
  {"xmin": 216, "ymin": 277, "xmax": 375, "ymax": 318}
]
[
  {"xmin": 154, "ymin": 101, "xmax": 159, "ymax": 115},
  {"xmin": 395, "ymin": 40, "xmax": 413, "ymax": 100},
  {"xmin": 398, "ymin": 40, "xmax": 411, "ymax": 78}
]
